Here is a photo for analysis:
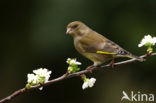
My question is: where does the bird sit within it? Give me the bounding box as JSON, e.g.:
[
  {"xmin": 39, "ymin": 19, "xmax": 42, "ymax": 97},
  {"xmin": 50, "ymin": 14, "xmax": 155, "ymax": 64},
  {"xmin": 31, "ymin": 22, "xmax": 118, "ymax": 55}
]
[{"xmin": 66, "ymin": 21, "xmax": 143, "ymax": 68}]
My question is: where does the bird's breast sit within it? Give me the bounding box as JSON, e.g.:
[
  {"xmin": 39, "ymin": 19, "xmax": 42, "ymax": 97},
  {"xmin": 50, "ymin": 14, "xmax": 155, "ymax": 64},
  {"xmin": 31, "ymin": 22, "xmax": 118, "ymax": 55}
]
[
  {"xmin": 74, "ymin": 37, "xmax": 86, "ymax": 53},
  {"xmin": 74, "ymin": 39, "xmax": 112, "ymax": 64}
]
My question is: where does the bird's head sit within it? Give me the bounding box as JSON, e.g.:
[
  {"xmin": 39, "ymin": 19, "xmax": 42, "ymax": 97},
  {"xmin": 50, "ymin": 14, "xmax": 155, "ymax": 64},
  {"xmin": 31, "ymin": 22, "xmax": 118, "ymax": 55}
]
[{"xmin": 66, "ymin": 21, "xmax": 89, "ymax": 37}]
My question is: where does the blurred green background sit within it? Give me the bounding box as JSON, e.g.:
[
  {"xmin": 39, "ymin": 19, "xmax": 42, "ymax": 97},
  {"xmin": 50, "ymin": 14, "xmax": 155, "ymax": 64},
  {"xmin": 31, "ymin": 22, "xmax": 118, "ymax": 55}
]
[{"xmin": 0, "ymin": 0, "xmax": 156, "ymax": 103}]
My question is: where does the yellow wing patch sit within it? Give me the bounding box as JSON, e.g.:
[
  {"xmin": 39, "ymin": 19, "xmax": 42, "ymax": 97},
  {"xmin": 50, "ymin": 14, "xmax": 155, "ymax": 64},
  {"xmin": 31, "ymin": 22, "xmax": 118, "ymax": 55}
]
[{"xmin": 96, "ymin": 51, "xmax": 116, "ymax": 55}]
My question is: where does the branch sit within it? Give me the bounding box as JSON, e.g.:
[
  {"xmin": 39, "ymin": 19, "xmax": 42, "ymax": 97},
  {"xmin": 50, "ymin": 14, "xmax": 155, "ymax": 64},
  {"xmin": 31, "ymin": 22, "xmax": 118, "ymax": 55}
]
[{"xmin": 0, "ymin": 53, "xmax": 156, "ymax": 103}]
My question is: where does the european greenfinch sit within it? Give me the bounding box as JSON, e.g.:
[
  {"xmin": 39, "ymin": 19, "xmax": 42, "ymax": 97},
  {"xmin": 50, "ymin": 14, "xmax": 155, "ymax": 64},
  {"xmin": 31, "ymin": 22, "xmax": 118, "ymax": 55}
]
[{"xmin": 66, "ymin": 21, "xmax": 143, "ymax": 68}]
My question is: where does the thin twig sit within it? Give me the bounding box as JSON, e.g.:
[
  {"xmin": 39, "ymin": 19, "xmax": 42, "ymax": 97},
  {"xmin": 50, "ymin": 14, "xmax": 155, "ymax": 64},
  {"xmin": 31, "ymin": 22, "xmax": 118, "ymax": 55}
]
[{"xmin": 0, "ymin": 53, "xmax": 156, "ymax": 103}]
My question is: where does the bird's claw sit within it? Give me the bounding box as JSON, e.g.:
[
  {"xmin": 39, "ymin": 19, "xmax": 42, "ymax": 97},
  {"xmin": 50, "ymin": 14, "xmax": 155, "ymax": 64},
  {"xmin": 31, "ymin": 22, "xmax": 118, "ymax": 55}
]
[
  {"xmin": 86, "ymin": 65, "xmax": 94, "ymax": 73},
  {"xmin": 109, "ymin": 58, "xmax": 115, "ymax": 68}
]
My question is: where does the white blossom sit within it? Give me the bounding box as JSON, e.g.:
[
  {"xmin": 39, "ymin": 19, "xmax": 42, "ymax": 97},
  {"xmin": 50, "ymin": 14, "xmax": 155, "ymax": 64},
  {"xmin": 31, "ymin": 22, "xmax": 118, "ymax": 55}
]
[
  {"xmin": 33, "ymin": 68, "xmax": 52, "ymax": 82},
  {"xmin": 70, "ymin": 59, "xmax": 81, "ymax": 65},
  {"xmin": 66, "ymin": 58, "xmax": 71, "ymax": 63},
  {"xmin": 82, "ymin": 82, "xmax": 88, "ymax": 90},
  {"xmin": 39, "ymin": 87, "xmax": 43, "ymax": 90},
  {"xmin": 82, "ymin": 78, "xmax": 96, "ymax": 90},
  {"xmin": 27, "ymin": 73, "xmax": 40, "ymax": 84},
  {"xmin": 66, "ymin": 58, "xmax": 81, "ymax": 65},
  {"xmin": 138, "ymin": 35, "xmax": 156, "ymax": 47},
  {"xmin": 26, "ymin": 68, "xmax": 52, "ymax": 90}
]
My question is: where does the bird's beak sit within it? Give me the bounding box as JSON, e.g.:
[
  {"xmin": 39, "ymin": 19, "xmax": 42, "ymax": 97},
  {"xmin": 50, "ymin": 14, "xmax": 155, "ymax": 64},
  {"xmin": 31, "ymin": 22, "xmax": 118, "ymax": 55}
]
[{"xmin": 66, "ymin": 28, "xmax": 71, "ymax": 34}]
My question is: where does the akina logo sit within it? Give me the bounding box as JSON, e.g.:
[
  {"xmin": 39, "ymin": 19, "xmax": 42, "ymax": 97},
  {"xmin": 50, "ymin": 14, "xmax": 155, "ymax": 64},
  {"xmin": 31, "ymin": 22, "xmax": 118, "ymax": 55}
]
[{"xmin": 121, "ymin": 91, "xmax": 155, "ymax": 102}]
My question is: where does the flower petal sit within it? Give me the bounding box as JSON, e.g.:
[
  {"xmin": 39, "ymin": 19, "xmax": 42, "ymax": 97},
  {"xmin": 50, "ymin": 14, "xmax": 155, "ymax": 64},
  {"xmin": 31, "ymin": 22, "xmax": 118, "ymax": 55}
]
[{"xmin": 82, "ymin": 82, "xmax": 88, "ymax": 90}]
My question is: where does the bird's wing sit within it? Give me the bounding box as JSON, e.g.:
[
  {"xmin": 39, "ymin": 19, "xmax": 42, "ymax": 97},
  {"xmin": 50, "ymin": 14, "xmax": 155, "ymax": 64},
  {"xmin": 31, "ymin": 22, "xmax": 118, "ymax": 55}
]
[
  {"xmin": 79, "ymin": 33, "xmax": 130, "ymax": 56},
  {"xmin": 98, "ymin": 39, "xmax": 131, "ymax": 56}
]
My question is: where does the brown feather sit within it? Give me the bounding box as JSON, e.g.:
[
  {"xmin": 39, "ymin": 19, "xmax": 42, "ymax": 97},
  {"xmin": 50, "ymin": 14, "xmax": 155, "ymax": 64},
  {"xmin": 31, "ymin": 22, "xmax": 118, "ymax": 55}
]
[{"xmin": 67, "ymin": 21, "xmax": 142, "ymax": 66}]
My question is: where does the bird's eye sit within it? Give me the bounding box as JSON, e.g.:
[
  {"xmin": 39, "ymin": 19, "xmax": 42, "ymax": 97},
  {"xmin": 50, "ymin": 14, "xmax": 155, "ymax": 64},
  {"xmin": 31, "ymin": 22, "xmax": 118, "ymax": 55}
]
[{"xmin": 73, "ymin": 25, "xmax": 78, "ymax": 29}]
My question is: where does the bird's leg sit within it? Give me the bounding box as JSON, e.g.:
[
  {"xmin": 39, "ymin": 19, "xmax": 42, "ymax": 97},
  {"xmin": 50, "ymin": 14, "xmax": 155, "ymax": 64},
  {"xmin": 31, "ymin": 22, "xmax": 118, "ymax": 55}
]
[
  {"xmin": 86, "ymin": 65, "xmax": 94, "ymax": 69},
  {"xmin": 109, "ymin": 58, "xmax": 115, "ymax": 68},
  {"xmin": 86, "ymin": 65, "xmax": 94, "ymax": 73}
]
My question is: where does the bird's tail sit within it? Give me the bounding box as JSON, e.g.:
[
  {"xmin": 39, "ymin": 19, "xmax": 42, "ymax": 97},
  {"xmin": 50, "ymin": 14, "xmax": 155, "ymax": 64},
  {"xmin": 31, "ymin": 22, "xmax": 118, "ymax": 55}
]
[
  {"xmin": 125, "ymin": 53, "xmax": 144, "ymax": 62},
  {"xmin": 96, "ymin": 50, "xmax": 145, "ymax": 62}
]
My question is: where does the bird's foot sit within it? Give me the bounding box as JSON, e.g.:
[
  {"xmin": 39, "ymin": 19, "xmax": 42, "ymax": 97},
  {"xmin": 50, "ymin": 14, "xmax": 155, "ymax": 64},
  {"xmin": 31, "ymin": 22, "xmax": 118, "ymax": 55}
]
[
  {"xmin": 86, "ymin": 65, "xmax": 94, "ymax": 73},
  {"xmin": 109, "ymin": 58, "xmax": 115, "ymax": 68}
]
